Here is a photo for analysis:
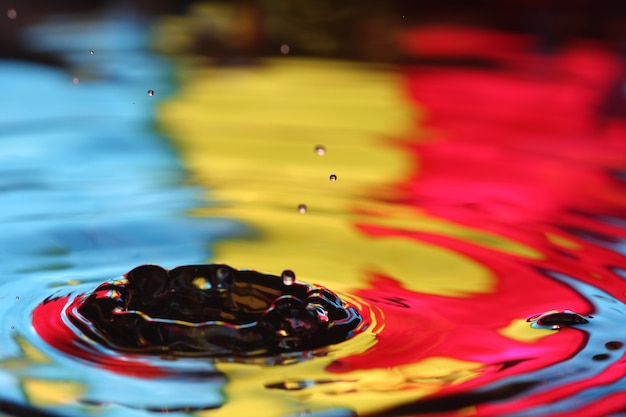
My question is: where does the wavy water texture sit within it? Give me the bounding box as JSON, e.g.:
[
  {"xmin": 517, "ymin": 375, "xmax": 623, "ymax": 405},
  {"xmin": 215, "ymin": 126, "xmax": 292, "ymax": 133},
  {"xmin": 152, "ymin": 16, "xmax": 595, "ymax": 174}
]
[
  {"xmin": 158, "ymin": 27, "xmax": 626, "ymax": 417},
  {"xmin": 2, "ymin": 10, "xmax": 626, "ymax": 417}
]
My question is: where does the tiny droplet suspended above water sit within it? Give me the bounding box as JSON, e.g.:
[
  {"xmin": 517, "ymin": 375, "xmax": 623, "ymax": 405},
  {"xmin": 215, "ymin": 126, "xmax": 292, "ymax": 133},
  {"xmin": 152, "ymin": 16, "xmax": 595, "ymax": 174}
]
[
  {"xmin": 90, "ymin": 50, "xmax": 94, "ymax": 55},
  {"xmin": 148, "ymin": 89, "xmax": 155, "ymax": 96},
  {"xmin": 15, "ymin": 296, "xmax": 19, "ymax": 301},
  {"xmin": 314, "ymin": 145, "xmax": 326, "ymax": 156},
  {"xmin": 298, "ymin": 204, "xmax": 307, "ymax": 214},
  {"xmin": 329, "ymin": 174, "xmax": 337, "ymax": 182},
  {"xmin": 281, "ymin": 270, "xmax": 296, "ymax": 286}
]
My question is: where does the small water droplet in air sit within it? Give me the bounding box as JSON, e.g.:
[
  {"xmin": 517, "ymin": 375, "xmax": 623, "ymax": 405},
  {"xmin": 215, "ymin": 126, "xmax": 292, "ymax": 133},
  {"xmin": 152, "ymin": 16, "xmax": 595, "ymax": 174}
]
[
  {"xmin": 329, "ymin": 174, "xmax": 337, "ymax": 182},
  {"xmin": 72, "ymin": 77, "xmax": 79, "ymax": 85},
  {"xmin": 10, "ymin": 326, "xmax": 14, "ymax": 330},
  {"xmin": 7, "ymin": 9, "xmax": 16, "ymax": 19},
  {"xmin": 314, "ymin": 145, "xmax": 326, "ymax": 156},
  {"xmin": 280, "ymin": 44, "xmax": 290, "ymax": 55},
  {"xmin": 15, "ymin": 296, "xmax": 19, "ymax": 301},
  {"xmin": 148, "ymin": 89, "xmax": 155, "ymax": 96},
  {"xmin": 89, "ymin": 50, "xmax": 94, "ymax": 55},
  {"xmin": 282, "ymin": 270, "xmax": 296, "ymax": 286},
  {"xmin": 298, "ymin": 204, "xmax": 307, "ymax": 214}
]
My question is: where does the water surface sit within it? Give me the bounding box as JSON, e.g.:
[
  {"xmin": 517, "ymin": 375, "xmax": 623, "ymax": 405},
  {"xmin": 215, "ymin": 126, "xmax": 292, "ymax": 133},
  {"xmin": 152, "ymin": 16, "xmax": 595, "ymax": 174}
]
[{"xmin": 2, "ymin": 9, "xmax": 626, "ymax": 417}]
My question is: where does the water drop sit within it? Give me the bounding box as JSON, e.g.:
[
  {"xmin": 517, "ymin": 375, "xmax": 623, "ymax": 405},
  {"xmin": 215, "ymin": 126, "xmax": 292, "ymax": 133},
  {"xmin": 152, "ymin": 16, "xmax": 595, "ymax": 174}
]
[
  {"xmin": 307, "ymin": 303, "xmax": 329, "ymax": 323},
  {"xmin": 606, "ymin": 341, "xmax": 623, "ymax": 350},
  {"xmin": 148, "ymin": 89, "xmax": 155, "ymax": 96},
  {"xmin": 329, "ymin": 174, "xmax": 337, "ymax": 182},
  {"xmin": 72, "ymin": 77, "xmax": 80, "ymax": 85},
  {"xmin": 10, "ymin": 326, "xmax": 14, "ymax": 330},
  {"xmin": 298, "ymin": 204, "xmax": 307, "ymax": 214},
  {"xmin": 530, "ymin": 310, "xmax": 589, "ymax": 330},
  {"xmin": 282, "ymin": 270, "xmax": 296, "ymax": 286},
  {"xmin": 89, "ymin": 50, "xmax": 94, "ymax": 55},
  {"xmin": 15, "ymin": 296, "xmax": 19, "ymax": 301},
  {"xmin": 314, "ymin": 145, "xmax": 326, "ymax": 156},
  {"xmin": 7, "ymin": 9, "xmax": 16, "ymax": 19},
  {"xmin": 215, "ymin": 267, "xmax": 232, "ymax": 290},
  {"xmin": 280, "ymin": 44, "xmax": 290, "ymax": 55}
]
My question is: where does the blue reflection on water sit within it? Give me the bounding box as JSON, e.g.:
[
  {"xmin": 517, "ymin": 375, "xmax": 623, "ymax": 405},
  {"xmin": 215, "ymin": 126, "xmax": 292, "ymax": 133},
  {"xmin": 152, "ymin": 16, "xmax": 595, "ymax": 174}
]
[
  {"xmin": 0, "ymin": 10, "xmax": 246, "ymax": 281},
  {"xmin": 0, "ymin": 8, "xmax": 245, "ymax": 416}
]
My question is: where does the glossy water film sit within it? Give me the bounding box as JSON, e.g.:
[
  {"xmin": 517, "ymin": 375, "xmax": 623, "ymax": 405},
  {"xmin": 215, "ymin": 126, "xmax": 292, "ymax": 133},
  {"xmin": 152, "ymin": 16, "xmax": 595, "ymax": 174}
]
[{"xmin": 2, "ymin": 3, "xmax": 626, "ymax": 417}]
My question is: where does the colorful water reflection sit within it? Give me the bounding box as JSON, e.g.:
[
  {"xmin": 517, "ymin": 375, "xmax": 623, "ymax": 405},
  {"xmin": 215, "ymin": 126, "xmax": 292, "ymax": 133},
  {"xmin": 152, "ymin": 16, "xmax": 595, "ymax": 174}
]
[
  {"xmin": 5, "ymin": 9, "xmax": 626, "ymax": 417},
  {"xmin": 155, "ymin": 26, "xmax": 626, "ymax": 417}
]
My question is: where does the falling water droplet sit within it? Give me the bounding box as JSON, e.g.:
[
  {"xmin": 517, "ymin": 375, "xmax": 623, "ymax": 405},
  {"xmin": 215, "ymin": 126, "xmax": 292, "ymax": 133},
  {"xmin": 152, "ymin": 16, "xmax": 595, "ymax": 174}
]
[
  {"xmin": 148, "ymin": 89, "xmax": 155, "ymax": 96},
  {"xmin": 15, "ymin": 296, "xmax": 19, "ymax": 301},
  {"xmin": 314, "ymin": 145, "xmax": 326, "ymax": 156},
  {"xmin": 89, "ymin": 50, "xmax": 94, "ymax": 55},
  {"xmin": 329, "ymin": 174, "xmax": 337, "ymax": 182},
  {"xmin": 281, "ymin": 270, "xmax": 296, "ymax": 286},
  {"xmin": 280, "ymin": 44, "xmax": 290, "ymax": 55},
  {"xmin": 72, "ymin": 77, "xmax": 80, "ymax": 85},
  {"xmin": 10, "ymin": 326, "xmax": 14, "ymax": 330},
  {"xmin": 297, "ymin": 204, "xmax": 307, "ymax": 214},
  {"xmin": 7, "ymin": 9, "xmax": 16, "ymax": 19}
]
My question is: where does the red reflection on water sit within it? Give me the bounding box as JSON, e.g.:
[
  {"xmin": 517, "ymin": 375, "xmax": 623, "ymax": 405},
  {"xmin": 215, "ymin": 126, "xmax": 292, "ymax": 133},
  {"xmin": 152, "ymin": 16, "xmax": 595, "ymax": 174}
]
[
  {"xmin": 32, "ymin": 295, "xmax": 165, "ymax": 377},
  {"xmin": 336, "ymin": 26, "xmax": 626, "ymax": 415}
]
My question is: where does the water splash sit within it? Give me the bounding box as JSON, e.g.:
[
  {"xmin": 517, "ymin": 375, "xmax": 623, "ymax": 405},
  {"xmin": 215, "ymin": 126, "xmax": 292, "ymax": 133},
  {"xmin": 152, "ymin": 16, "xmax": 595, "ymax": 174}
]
[{"xmin": 34, "ymin": 264, "xmax": 364, "ymax": 361}]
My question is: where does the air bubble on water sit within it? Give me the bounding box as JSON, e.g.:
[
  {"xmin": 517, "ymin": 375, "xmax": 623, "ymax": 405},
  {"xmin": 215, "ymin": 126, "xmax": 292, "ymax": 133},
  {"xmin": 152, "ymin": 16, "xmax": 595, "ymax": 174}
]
[
  {"xmin": 314, "ymin": 145, "xmax": 326, "ymax": 156},
  {"xmin": 148, "ymin": 89, "xmax": 155, "ymax": 96},
  {"xmin": 298, "ymin": 204, "xmax": 307, "ymax": 214},
  {"xmin": 7, "ymin": 9, "xmax": 16, "ymax": 19},
  {"xmin": 329, "ymin": 174, "xmax": 337, "ymax": 182},
  {"xmin": 73, "ymin": 77, "xmax": 80, "ymax": 85},
  {"xmin": 282, "ymin": 270, "xmax": 296, "ymax": 286},
  {"xmin": 280, "ymin": 44, "xmax": 290, "ymax": 55}
]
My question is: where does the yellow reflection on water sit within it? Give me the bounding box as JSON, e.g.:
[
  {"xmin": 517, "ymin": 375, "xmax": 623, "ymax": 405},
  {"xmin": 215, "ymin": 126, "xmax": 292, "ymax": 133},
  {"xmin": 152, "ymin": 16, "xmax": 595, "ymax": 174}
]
[
  {"xmin": 157, "ymin": 58, "xmax": 521, "ymax": 296},
  {"xmin": 158, "ymin": 57, "xmax": 541, "ymax": 414}
]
